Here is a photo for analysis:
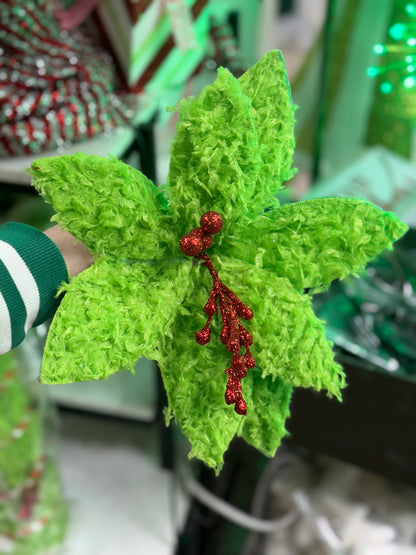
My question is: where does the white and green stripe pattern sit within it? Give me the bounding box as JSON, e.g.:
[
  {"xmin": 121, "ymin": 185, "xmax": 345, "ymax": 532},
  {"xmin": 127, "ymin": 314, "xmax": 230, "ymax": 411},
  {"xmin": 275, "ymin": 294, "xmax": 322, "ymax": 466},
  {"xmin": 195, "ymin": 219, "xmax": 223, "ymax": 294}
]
[{"xmin": 0, "ymin": 223, "xmax": 68, "ymax": 354}]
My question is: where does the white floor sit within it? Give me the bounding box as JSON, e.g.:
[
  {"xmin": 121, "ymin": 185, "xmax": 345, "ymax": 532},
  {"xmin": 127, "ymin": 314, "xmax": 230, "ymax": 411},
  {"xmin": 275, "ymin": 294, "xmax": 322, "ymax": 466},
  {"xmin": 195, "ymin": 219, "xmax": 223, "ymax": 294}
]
[{"xmin": 56, "ymin": 411, "xmax": 188, "ymax": 555}]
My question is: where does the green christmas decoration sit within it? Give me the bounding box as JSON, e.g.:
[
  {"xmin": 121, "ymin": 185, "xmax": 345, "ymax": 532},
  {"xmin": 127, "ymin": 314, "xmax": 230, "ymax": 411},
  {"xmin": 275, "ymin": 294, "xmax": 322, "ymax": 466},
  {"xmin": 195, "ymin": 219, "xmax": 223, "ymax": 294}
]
[
  {"xmin": 0, "ymin": 353, "xmax": 67, "ymax": 554},
  {"xmin": 366, "ymin": 0, "xmax": 416, "ymax": 157},
  {"xmin": 291, "ymin": 0, "xmax": 415, "ymax": 177},
  {"xmin": 29, "ymin": 50, "xmax": 407, "ymax": 471}
]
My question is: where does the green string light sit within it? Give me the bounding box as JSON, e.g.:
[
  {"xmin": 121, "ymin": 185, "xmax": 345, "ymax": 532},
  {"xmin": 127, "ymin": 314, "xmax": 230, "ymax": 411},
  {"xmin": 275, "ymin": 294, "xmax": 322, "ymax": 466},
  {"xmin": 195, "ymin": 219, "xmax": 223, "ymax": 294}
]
[
  {"xmin": 373, "ymin": 43, "xmax": 386, "ymax": 54},
  {"xmin": 405, "ymin": 3, "xmax": 416, "ymax": 16},
  {"xmin": 390, "ymin": 22, "xmax": 406, "ymax": 40},
  {"xmin": 380, "ymin": 81, "xmax": 393, "ymax": 93},
  {"xmin": 367, "ymin": 4, "xmax": 416, "ymax": 92},
  {"xmin": 403, "ymin": 74, "xmax": 416, "ymax": 87},
  {"xmin": 367, "ymin": 66, "xmax": 379, "ymax": 77}
]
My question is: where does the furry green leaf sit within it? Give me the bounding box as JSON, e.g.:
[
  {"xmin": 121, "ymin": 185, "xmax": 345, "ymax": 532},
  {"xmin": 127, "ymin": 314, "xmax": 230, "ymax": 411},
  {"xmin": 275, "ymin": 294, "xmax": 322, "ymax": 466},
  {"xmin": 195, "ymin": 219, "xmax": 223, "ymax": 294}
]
[
  {"xmin": 213, "ymin": 258, "xmax": 345, "ymax": 399},
  {"xmin": 30, "ymin": 153, "xmax": 165, "ymax": 260},
  {"xmin": 40, "ymin": 258, "xmax": 192, "ymax": 384},
  {"xmin": 159, "ymin": 263, "xmax": 242, "ymax": 470},
  {"xmin": 229, "ymin": 198, "xmax": 408, "ymax": 292},
  {"xmin": 239, "ymin": 50, "xmax": 297, "ymax": 199},
  {"xmin": 167, "ymin": 67, "xmax": 263, "ymax": 242},
  {"xmin": 239, "ymin": 370, "xmax": 292, "ymax": 457}
]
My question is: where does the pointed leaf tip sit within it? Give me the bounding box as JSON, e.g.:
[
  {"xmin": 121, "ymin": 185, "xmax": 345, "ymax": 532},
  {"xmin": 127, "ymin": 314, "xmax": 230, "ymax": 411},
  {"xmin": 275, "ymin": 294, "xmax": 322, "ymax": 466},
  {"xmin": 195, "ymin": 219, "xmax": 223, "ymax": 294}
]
[
  {"xmin": 230, "ymin": 198, "xmax": 408, "ymax": 292},
  {"xmin": 239, "ymin": 50, "xmax": 296, "ymax": 192},
  {"xmin": 30, "ymin": 153, "xmax": 163, "ymax": 260},
  {"xmin": 381, "ymin": 210, "xmax": 409, "ymax": 243}
]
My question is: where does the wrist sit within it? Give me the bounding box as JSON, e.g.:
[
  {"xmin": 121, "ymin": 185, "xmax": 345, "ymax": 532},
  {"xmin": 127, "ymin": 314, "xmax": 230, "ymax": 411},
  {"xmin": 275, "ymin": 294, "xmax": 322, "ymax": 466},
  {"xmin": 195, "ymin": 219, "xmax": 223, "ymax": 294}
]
[{"xmin": 44, "ymin": 225, "xmax": 94, "ymax": 277}]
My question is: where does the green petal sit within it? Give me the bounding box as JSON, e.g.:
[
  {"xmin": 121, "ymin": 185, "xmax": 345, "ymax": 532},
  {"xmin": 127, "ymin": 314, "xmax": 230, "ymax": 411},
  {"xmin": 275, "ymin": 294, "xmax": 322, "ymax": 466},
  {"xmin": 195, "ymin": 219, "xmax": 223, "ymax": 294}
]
[
  {"xmin": 166, "ymin": 67, "xmax": 263, "ymax": 242},
  {"xmin": 230, "ymin": 198, "xmax": 408, "ymax": 292},
  {"xmin": 159, "ymin": 255, "xmax": 343, "ymax": 469},
  {"xmin": 29, "ymin": 153, "xmax": 166, "ymax": 260},
  {"xmin": 210, "ymin": 257, "xmax": 345, "ymax": 398},
  {"xmin": 239, "ymin": 369, "xmax": 293, "ymax": 457},
  {"xmin": 239, "ymin": 50, "xmax": 296, "ymax": 196},
  {"xmin": 40, "ymin": 258, "xmax": 191, "ymax": 384},
  {"xmin": 158, "ymin": 262, "xmax": 241, "ymax": 471}
]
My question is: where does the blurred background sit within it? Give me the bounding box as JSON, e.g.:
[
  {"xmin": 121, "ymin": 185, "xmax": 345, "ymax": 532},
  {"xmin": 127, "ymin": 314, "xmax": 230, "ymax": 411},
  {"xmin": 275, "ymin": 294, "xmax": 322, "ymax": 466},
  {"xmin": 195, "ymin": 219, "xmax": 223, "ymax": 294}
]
[{"xmin": 1, "ymin": 0, "xmax": 416, "ymax": 553}]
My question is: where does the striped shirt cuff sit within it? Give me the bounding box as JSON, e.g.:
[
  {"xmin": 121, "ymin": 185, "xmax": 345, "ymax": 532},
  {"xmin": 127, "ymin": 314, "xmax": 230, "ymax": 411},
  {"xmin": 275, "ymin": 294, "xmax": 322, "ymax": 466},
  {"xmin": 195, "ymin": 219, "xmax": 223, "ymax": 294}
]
[{"xmin": 0, "ymin": 223, "xmax": 68, "ymax": 353}]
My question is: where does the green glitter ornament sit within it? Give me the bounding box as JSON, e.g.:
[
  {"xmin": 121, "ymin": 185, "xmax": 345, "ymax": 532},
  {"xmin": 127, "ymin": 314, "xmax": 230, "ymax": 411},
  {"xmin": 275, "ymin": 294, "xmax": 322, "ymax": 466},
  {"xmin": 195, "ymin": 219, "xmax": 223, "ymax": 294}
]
[{"xmin": 29, "ymin": 50, "xmax": 407, "ymax": 471}]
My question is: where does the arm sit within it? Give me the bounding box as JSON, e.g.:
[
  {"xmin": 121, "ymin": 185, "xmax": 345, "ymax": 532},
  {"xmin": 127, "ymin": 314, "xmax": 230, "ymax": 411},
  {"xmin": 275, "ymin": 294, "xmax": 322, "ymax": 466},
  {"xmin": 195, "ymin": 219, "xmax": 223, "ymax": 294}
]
[{"xmin": 0, "ymin": 223, "xmax": 93, "ymax": 354}]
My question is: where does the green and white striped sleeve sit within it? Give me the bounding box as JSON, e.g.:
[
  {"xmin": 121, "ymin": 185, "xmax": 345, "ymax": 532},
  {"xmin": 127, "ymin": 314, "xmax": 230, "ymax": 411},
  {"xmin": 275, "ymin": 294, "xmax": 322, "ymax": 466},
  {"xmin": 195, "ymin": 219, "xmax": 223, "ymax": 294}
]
[{"xmin": 0, "ymin": 222, "xmax": 68, "ymax": 354}]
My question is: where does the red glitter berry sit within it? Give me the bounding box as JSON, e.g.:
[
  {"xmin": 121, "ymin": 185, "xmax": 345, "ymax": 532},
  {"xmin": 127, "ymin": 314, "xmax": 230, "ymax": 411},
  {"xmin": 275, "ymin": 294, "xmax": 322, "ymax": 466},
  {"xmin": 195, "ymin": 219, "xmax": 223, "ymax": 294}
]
[
  {"xmin": 189, "ymin": 228, "xmax": 203, "ymax": 239},
  {"xmin": 235, "ymin": 399, "xmax": 247, "ymax": 415},
  {"xmin": 240, "ymin": 329, "xmax": 253, "ymax": 346},
  {"xmin": 203, "ymin": 298, "xmax": 217, "ymax": 316},
  {"xmin": 244, "ymin": 353, "xmax": 255, "ymax": 369},
  {"xmin": 201, "ymin": 234, "xmax": 213, "ymax": 250},
  {"xmin": 195, "ymin": 327, "xmax": 211, "ymax": 345},
  {"xmin": 227, "ymin": 372, "xmax": 239, "ymax": 388},
  {"xmin": 220, "ymin": 326, "xmax": 230, "ymax": 344},
  {"xmin": 236, "ymin": 303, "xmax": 254, "ymax": 320},
  {"xmin": 227, "ymin": 337, "xmax": 240, "ymax": 354},
  {"xmin": 225, "ymin": 389, "xmax": 236, "ymax": 405},
  {"xmin": 200, "ymin": 211, "xmax": 224, "ymax": 235},
  {"xmin": 231, "ymin": 356, "xmax": 247, "ymax": 378},
  {"xmin": 180, "ymin": 234, "xmax": 203, "ymax": 256},
  {"xmin": 188, "ymin": 227, "xmax": 213, "ymax": 250}
]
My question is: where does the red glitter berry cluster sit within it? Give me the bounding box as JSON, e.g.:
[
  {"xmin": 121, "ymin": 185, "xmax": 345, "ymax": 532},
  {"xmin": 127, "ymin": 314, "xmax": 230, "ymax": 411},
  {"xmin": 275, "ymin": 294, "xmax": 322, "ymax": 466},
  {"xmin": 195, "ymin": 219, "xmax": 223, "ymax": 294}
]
[
  {"xmin": 180, "ymin": 211, "xmax": 255, "ymax": 416},
  {"xmin": 179, "ymin": 211, "xmax": 223, "ymax": 257}
]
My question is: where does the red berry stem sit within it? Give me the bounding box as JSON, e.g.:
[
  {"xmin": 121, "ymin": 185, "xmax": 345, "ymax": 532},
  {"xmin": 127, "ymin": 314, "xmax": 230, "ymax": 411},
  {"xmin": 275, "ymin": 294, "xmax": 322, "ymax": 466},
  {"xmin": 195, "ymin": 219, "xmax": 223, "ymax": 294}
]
[{"xmin": 180, "ymin": 211, "xmax": 255, "ymax": 416}]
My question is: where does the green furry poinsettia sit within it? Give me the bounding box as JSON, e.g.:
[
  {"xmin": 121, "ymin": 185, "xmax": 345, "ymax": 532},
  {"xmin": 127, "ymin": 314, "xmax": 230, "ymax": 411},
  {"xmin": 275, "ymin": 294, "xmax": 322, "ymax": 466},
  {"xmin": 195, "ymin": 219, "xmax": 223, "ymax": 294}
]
[{"xmin": 29, "ymin": 51, "xmax": 407, "ymax": 471}]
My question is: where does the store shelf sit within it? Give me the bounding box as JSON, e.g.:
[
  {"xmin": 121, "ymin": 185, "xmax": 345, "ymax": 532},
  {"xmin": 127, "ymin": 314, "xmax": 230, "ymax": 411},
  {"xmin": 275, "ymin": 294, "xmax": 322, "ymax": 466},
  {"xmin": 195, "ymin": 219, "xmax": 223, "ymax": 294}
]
[{"xmin": 0, "ymin": 126, "xmax": 135, "ymax": 187}]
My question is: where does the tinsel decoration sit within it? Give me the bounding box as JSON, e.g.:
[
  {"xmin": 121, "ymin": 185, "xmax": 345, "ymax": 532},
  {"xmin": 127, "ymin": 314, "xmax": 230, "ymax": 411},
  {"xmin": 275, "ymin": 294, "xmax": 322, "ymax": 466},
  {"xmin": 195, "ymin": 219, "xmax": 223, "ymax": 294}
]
[{"xmin": 0, "ymin": 0, "xmax": 135, "ymax": 157}]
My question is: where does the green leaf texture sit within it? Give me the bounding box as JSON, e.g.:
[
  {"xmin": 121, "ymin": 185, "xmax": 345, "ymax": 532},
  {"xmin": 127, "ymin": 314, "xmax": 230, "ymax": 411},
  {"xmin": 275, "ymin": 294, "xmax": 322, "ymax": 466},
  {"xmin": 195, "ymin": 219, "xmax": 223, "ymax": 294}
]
[
  {"xmin": 230, "ymin": 198, "xmax": 408, "ymax": 292},
  {"xmin": 212, "ymin": 258, "xmax": 345, "ymax": 398},
  {"xmin": 158, "ymin": 261, "xmax": 241, "ymax": 471},
  {"xmin": 30, "ymin": 153, "xmax": 164, "ymax": 261},
  {"xmin": 239, "ymin": 370, "xmax": 293, "ymax": 457},
  {"xmin": 40, "ymin": 258, "xmax": 192, "ymax": 384},
  {"xmin": 167, "ymin": 67, "xmax": 264, "ymax": 240},
  {"xmin": 239, "ymin": 50, "xmax": 297, "ymax": 199}
]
